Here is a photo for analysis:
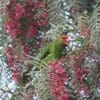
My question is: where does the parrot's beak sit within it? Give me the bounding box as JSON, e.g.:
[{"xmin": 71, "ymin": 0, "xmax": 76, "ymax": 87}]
[{"xmin": 62, "ymin": 35, "xmax": 69, "ymax": 45}]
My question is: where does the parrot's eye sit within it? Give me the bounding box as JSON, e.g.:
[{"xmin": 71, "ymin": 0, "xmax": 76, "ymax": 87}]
[{"xmin": 62, "ymin": 35, "xmax": 69, "ymax": 45}]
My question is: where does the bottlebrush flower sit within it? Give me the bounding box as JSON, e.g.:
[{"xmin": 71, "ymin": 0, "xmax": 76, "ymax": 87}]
[
  {"xmin": 12, "ymin": 69, "xmax": 21, "ymax": 84},
  {"xmin": 37, "ymin": 12, "xmax": 49, "ymax": 27},
  {"xmin": 5, "ymin": 44, "xmax": 16, "ymax": 67},
  {"xmin": 38, "ymin": 1, "xmax": 47, "ymax": 8},
  {"xmin": 57, "ymin": 92, "xmax": 69, "ymax": 100},
  {"xmin": 48, "ymin": 73, "xmax": 64, "ymax": 86},
  {"xmin": 74, "ymin": 52, "xmax": 89, "ymax": 81},
  {"xmin": 75, "ymin": 67, "xmax": 87, "ymax": 80},
  {"xmin": 73, "ymin": 52, "xmax": 90, "ymax": 98},
  {"xmin": 5, "ymin": 19, "xmax": 21, "ymax": 38},
  {"xmin": 7, "ymin": 0, "xmax": 14, "ymax": 11},
  {"xmin": 5, "ymin": 44, "xmax": 20, "ymax": 84},
  {"xmin": 79, "ymin": 26, "xmax": 91, "ymax": 37},
  {"xmin": 34, "ymin": 1, "xmax": 49, "ymax": 27},
  {"xmin": 48, "ymin": 60, "xmax": 69, "ymax": 100},
  {"xmin": 5, "ymin": 42, "xmax": 29, "ymax": 84},
  {"xmin": 15, "ymin": 3, "xmax": 25, "ymax": 19},
  {"xmin": 5, "ymin": 0, "xmax": 49, "ymax": 39},
  {"xmin": 7, "ymin": 57, "xmax": 15, "ymax": 68},
  {"xmin": 23, "ymin": 45, "xmax": 29, "ymax": 54},
  {"xmin": 27, "ymin": 22, "xmax": 38, "ymax": 38}
]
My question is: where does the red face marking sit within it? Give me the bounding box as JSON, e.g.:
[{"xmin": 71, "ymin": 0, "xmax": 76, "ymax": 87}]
[{"xmin": 62, "ymin": 35, "xmax": 69, "ymax": 45}]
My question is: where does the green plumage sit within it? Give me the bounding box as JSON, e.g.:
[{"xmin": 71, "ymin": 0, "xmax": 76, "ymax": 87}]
[{"xmin": 36, "ymin": 36, "xmax": 67, "ymax": 63}]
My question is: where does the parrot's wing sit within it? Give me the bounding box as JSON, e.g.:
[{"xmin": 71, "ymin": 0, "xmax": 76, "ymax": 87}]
[
  {"xmin": 43, "ymin": 53, "xmax": 54, "ymax": 63},
  {"xmin": 50, "ymin": 38, "xmax": 66, "ymax": 59},
  {"xmin": 36, "ymin": 43, "xmax": 51, "ymax": 60}
]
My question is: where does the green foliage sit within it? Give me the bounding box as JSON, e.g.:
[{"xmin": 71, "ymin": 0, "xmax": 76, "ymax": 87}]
[
  {"xmin": 24, "ymin": 56, "xmax": 52, "ymax": 100},
  {"xmin": 90, "ymin": 0, "xmax": 100, "ymax": 55},
  {"xmin": 45, "ymin": 0, "xmax": 66, "ymax": 25}
]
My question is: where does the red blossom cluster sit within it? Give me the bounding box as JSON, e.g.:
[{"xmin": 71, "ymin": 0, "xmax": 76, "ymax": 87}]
[
  {"xmin": 5, "ymin": 0, "xmax": 49, "ymax": 39},
  {"xmin": 74, "ymin": 66, "xmax": 89, "ymax": 97},
  {"xmin": 4, "ymin": 0, "xmax": 49, "ymax": 84},
  {"xmin": 5, "ymin": 42, "xmax": 29, "ymax": 84},
  {"xmin": 74, "ymin": 52, "xmax": 90, "ymax": 80},
  {"xmin": 75, "ymin": 67, "xmax": 88, "ymax": 80},
  {"xmin": 5, "ymin": 44, "xmax": 20, "ymax": 83},
  {"xmin": 74, "ymin": 52, "xmax": 90, "ymax": 97},
  {"xmin": 48, "ymin": 60, "xmax": 69, "ymax": 100},
  {"xmin": 79, "ymin": 26, "xmax": 91, "ymax": 37}
]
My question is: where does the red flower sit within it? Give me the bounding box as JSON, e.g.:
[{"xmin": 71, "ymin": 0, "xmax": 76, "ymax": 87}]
[
  {"xmin": 48, "ymin": 60, "xmax": 69, "ymax": 100},
  {"xmin": 37, "ymin": 12, "xmax": 49, "ymax": 27},
  {"xmin": 7, "ymin": 1, "xmax": 16, "ymax": 19},
  {"xmin": 50, "ymin": 86, "xmax": 61, "ymax": 96},
  {"xmin": 48, "ymin": 73, "xmax": 64, "ymax": 86},
  {"xmin": 4, "ymin": 0, "xmax": 50, "ymax": 86},
  {"xmin": 8, "ymin": 11, "xmax": 15, "ymax": 19},
  {"xmin": 5, "ymin": 44, "xmax": 22, "ymax": 84},
  {"xmin": 23, "ymin": 45, "xmax": 29, "ymax": 54},
  {"xmin": 5, "ymin": 0, "xmax": 49, "ymax": 39},
  {"xmin": 5, "ymin": 19, "xmax": 21, "ymax": 38},
  {"xmin": 57, "ymin": 93, "xmax": 69, "ymax": 100},
  {"xmin": 27, "ymin": 22, "xmax": 38, "ymax": 38},
  {"xmin": 49, "ymin": 61, "xmax": 68, "ymax": 78},
  {"xmin": 79, "ymin": 26, "xmax": 91, "ymax": 37},
  {"xmin": 12, "ymin": 70, "xmax": 20, "ymax": 84},
  {"xmin": 7, "ymin": 0, "xmax": 14, "ymax": 10},
  {"xmin": 7, "ymin": 57, "xmax": 15, "ymax": 67},
  {"xmin": 15, "ymin": 3, "xmax": 25, "ymax": 19},
  {"xmin": 38, "ymin": 1, "xmax": 47, "ymax": 8},
  {"xmin": 75, "ymin": 67, "xmax": 87, "ymax": 80}
]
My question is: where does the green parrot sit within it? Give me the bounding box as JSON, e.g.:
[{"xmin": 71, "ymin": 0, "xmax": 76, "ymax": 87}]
[
  {"xmin": 21, "ymin": 35, "xmax": 69, "ymax": 96},
  {"xmin": 36, "ymin": 35, "xmax": 69, "ymax": 64}
]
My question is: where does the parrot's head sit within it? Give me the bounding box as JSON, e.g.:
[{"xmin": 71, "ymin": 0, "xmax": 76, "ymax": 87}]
[{"xmin": 62, "ymin": 35, "xmax": 69, "ymax": 45}]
